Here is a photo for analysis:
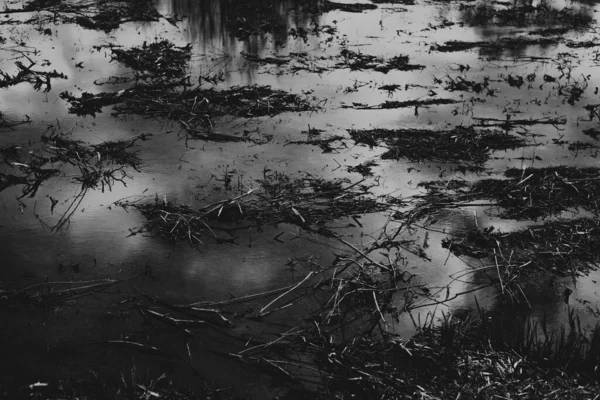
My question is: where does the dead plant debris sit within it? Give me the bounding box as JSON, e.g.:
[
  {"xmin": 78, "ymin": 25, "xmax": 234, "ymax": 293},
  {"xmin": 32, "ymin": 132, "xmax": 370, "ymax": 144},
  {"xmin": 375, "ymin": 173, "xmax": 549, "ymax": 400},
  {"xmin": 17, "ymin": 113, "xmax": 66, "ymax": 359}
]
[
  {"xmin": 16, "ymin": 0, "xmax": 163, "ymax": 31},
  {"xmin": 107, "ymin": 40, "xmax": 192, "ymax": 82},
  {"xmin": 0, "ymin": 126, "xmax": 145, "ymax": 199},
  {"xmin": 0, "ymin": 60, "xmax": 67, "ymax": 92},
  {"xmin": 61, "ymin": 84, "xmax": 317, "ymax": 135},
  {"xmin": 433, "ymin": 37, "xmax": 560, "ymax": 53},
  {"xmin": 347, "ymin": 160, "xmax": 379, "ymax": 176},
  {"xmin": 473, "ymin": 115, "xmax": 566, "ymax": 130},
  {"xmin": 349, "ymin": 125, "xmax": 526, "ymax": 163},
  {"xmin": 371, "ymin": 0, "xmax": 415, "ymax": 4},
  {"xmin": 342, "ymin": 97, "xmax": 458, "ymax": 110},
  {"xmin": 323, "ymin": 0, "xmax": 377, "ymax": 13},
  {"xmin": 443, "ymin": 217, "xmax": 600, "ymax": 276},
  {"xmin": 0, "ymin": 124, "xmax": 147, "ymax": 230},
  {"xmin": 338, "ymin": 49, "xmax": 425, "ymax": 73},
  {"xmin": 419, "ymin": 166, "xmax": 600, "ymax": 220},
  {"xmin": 473, "ymin": 166, "xmax": 600, "ymax": 219},
  {"xmin": 59, "ymin": 39, "xmax": 317, "ymax": 135},
  {"xmin": 189, "ymin": 244, "xmax": 600, "ymax": 399},
  {"xmin": 119, "ymin": 175, "xmax": 387, "ymax": 245}
]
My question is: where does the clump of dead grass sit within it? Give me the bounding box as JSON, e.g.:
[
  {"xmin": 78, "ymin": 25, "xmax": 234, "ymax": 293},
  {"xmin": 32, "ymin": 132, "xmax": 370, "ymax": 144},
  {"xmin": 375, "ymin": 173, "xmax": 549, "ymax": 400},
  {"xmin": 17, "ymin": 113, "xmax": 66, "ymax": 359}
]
[
  {"xmin": 338, "ymin": 49, "xmax": 424, "ymax": 73},
  {"xmin": 107, "ymin": 40, "xmax": 192, "ymax": 82},
  {"xmin": 61, "ymin": 84, "xmax": 317, "ymax": 135},
  {"xmin": 473, "ymin": 166, "xmax": 600, "ymax": 219},
  {"xmin": 17, "ymin": 0, "xmax": 162, "ymax": 32},
  {"xmin": 0, "ymin": 60, "xmax": 67, "ymax": 92},
  {"xmin": 120, "ymin": 175, "xmax": 387, "ymax": 245},
  {"xmin": 443, "ymin": 217, "xmax": 600, "ymax": 277},
  {"xmin": 0, "ymin": 124, "xmax": 147, "ymax": 230},
  {"xmin": 60, "ymin": 39, "xmax": 317, "ymax": 134},
  {"xmin": 349, "ymin": 125, "xmax": 526, "ymax": 164}
]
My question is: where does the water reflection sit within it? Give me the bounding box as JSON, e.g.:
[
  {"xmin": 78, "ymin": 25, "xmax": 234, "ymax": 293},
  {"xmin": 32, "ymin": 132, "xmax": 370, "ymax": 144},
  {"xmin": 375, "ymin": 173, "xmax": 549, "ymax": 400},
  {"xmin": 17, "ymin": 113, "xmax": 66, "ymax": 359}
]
[
  {"xmin": 157, "ymin": 0, "xmax": 323, "ymax": 69},
  {"xmin": 402, "ymin": 206, "xmax": 597, "ymax": 338},
  {"xmin": 457, "ymin": 0, "xmax": 595, "ymax": 58},
  {"xmin": 460, "ymin": 0, "xmax": 594, "ymax": 29},
  {"xmin": 1, "ymin": 0, "xmax": 599, "ymax": 353}
]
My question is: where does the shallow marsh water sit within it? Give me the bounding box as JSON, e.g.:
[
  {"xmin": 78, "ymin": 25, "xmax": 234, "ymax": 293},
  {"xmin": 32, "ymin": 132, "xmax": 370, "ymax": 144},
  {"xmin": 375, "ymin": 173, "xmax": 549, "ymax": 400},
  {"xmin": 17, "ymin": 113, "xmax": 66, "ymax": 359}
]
[{"xmin": 2, "ymin": 0, "xmax": 600, "ymax": 396}]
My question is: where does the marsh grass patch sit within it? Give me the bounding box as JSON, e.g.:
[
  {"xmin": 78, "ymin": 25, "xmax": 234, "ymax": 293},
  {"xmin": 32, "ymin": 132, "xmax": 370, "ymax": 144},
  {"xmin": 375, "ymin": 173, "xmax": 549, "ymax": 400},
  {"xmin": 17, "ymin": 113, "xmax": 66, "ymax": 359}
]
[
  {"xmin": 0, "ymin": 125, "xmax": 147, "ymax": 230},
  {"xmin": 418, "ymin": 166, "xmax": 600, "ymax": 220},
  {"xmin": 338, "ymin": 49, "xmax": 425, "ymax": 73},
  {"xmin": 443, "ymin": 217, "xmax": 600, "ymax": 277},
  {"xmin": 349, "ymin": 125, "xmax": 526, "ymax": 164},
  {"xmin": 60, "ymin": 40, "xmax": 317, "ymax": 135},
  {"xmin": 21, "ymin": 0, "xmax": 162, "ymax": 31},
  {"xmin": 106, "ymin": 40, "xmax": 192, "ymax": 82},
  {"xmin": 121, "ymin": 175, "xmax": 388, "ymax": 245},
  {"xmin": 0, "ymin": 60, "xmax": 67, "ymax": 92},
  {"xmin": 323, "ymin": 0, "xmax": 377, "ymax": 13},
  {"xmin": 61, "ymin": 84, "xmax": 318, "ymax": 136},
  {"xmin": 472, "ymin": 167, "xmax": 600, "ymax": 219},
  {"xmin": 433, "ymin": 37, "xmax": 560, "ymax": 53}
]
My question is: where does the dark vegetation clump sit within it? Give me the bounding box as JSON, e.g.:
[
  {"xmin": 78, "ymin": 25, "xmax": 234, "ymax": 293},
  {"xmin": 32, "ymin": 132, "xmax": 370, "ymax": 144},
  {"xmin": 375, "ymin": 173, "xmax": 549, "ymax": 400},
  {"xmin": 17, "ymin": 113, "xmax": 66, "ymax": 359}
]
[
  {"xmin": 287, "ymin": 134, "xmax": 346, "ymax": 153},
  {"xmin": 301, "ymin": 313, "xmax": 600, "ymax": 398},
  {"xmin": 342, "ymin": 97, "xmax": 458, "ymax": 110},
  {"xmin": 565, "ymin": 40, "xmax": 600, "ymax": 49},
  {"xmin": 378, "ymin": 83, "xmax": 402, "ymax": 95},
  {"xmin": 18, "ymin": 0, "xmax": 162, "ymax": 32},
  {"xmin": 61, "ymin": 84, "xmax": 317, "ymax": 134},
  {"xmin": 323, "ymin": 0, "xmax": 377, "ymax": 13},
  {"xmin": 347, "ymin": 160, "xmax": 379, "ymax": 176},
  {"xmin": 349, "ymin": 126, "xmax": 526, "ymax": 164},
  {"xmin": 433, "ymin": 36, "xmax": 560, "ymax": 53},
  {"xmin": 528, "ymin": 26, "xmax": 571, "ymax": 36},
  {"xmin": 0, "ymin": 125, "xmax": 147, "ymax": 229},
  {"xmin": 0, "ymin": 60, "xmax": 67, "ymax": 92},
  {"xmin": 338, "ymin": 49, "xmax": 424, "ymax": 73},
  {"xmin": 471, "ymin": 167, "xmax": 600, "ymax": 219},
  {"xmin": 120, "ymin": 175, "xmax": 386, "ymax": 244},
  {"xmin": 442, "ymin": 217, "xmax": 600, "ymax": 276},
  {"xmin": 460, "ymin": 3, "xmax": 594, "ymax": 28},
  {"xmin": 370, "ymin": 0, "xmax": 415, "ymax": 4},
  {"xmin": 208, "ymin": 263, "xmax": 600, "ymax": 399},
  {"xmin": 583, "ymin": 128, "xmax": 600, "ymax": 140},
  {"xmin": 60, "ymin": 40, "xmax": 317, "ymax": 136},
  {"xmin": 285, "ymin": 126, "xmax": 344, "ymax": 154},
  {"xmin": 473, "ymin": 115, "xmax": 566, "ymax": 130},
  {"xmin": 567, "ymin": 141, "xmax": 599, "ymax": 152},
  {"xmin": 0, "ymin": 126, "xmax": 145, "ymax": 197},
  {"xmin": 440, "ymin": 74, "xmax": 491, "ymax": 93},
  {"xmin": 108, "ymin": 41, "xmax": 192, "ymax": 82},
  {"xmin": 418, "ymin": 167, "xmax": 600, "ymax": 220}
]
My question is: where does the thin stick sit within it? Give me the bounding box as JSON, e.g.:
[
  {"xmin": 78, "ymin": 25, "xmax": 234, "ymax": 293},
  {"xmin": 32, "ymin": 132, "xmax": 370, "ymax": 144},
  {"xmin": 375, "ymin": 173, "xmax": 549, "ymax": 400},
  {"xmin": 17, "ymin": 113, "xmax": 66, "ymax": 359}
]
[
  {"xmin": 494, "ymin": 249, "xmax": 504, "ymax": 295},
  {"xmin": 336, "ymin": 235, "xmax": 389, "ymax": 271},
  {"xmin": 187, "ymin": 281, "xmax": 303, "ymax": 307},
  {"xmin": 259, "ymin": 272, "xmax": 314, "ymax": 315},
  {"xmin": 373, "ymin": 291, "xmax": 388, "ymax": 328}
]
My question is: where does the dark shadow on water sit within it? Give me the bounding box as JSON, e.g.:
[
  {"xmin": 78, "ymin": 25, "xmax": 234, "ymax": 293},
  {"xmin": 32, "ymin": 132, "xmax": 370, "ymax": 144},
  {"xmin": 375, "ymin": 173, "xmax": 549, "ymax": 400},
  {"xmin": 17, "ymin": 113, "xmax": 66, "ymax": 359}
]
[{"xmin": 158, "ymin": 0, "xmax": 322, "ymax": 54}]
